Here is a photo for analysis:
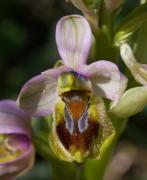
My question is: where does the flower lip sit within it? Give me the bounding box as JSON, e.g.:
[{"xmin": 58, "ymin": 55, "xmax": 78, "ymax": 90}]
[
  {"xmin": 51, "ymin": 93, "xmax": 115, "ymax": 162},
  {"xmin": 55, "ymin": 91, "xmax": 100, "ymax": 156}
]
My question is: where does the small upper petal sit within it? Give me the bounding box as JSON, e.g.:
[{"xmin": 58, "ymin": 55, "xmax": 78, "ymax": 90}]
[
  {"xmin": 56, "ymin": 15, "xmax": 92, "ymax": 70},
  {"xmin": 120, "ymin": 43, "xmax": 147, "ymax": 85},
  {"xmin": 79, "ymin": 61, "xmax": 127, "ymax": 104},
  {"xmin": 17, "ymin": 66, "xmax": 70, "ymax": 117}
]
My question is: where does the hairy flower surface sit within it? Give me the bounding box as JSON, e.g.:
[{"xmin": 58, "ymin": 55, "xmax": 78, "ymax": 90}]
[
  {"xmin": 0, "ymin": 100, "xmax": 35, "ymax": 179},
  {"xmin": 17, "ymin": 15, "xmax": 127, "ymax": 162}
]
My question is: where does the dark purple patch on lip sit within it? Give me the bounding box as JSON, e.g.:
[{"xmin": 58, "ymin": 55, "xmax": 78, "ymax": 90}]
[
  {"xmin": 56, "ymin": 121, "xmax": 71, "ymax": 150},
  {"xmin": 56, "ymin": 119, "xmax": 99, "ymax": 153},
  {"xmin": 57, "ymin": 89, "xmax": 99, "ymax": 153}
]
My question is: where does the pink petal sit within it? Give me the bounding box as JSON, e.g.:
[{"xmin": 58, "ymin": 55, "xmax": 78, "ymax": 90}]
[
  {"xmin": 111, "ymin": 72, "xmax": 128, "ymax": 108},
  {"xmin": 79, "ymin": 61, "xmax": 127, "ymax": 103},
  {"xmin": 0, "ymin": 100, "xmax": 31, "ymax": 136},
  {"xmin": 56, "ymin": 15, "xmax": 92, "ymax": 70},
  {"xmin": 17, "ymin": 66, "xmax": 70, "ymax": 117}
]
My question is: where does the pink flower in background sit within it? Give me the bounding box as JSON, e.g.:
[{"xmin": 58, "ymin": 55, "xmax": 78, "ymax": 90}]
[{"xmin": 0, "ymin": 100, "xmax": 35, "ymax": 179}]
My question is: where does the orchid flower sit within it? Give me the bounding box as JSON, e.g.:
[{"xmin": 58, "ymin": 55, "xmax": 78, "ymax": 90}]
[
  {"xmin": 0, "ymin": 100, "xmax": 35, "ymax": 179},
  {"xmin": 17, "ymin": 15, "xmax": 127, "ymax": 162},
  {"xmin": 120, "ymin": 43, "xmax": 147, "ymax": 85}
]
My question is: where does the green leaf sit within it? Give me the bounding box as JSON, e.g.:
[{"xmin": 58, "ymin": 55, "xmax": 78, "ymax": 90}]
[
  {"xmin": 114, "ymin": 3, "xmax": 147, "ymax": 44},
  {"xmin": 110, "ymin": 86, "xmax": 147, "ymax": 118},
  {"xmin": 132, "ymin": 21, "xmax": 147, "ymax": 64},
  {"xmin": 32, "ymin": 116, "xmax": 55, "ymax": 158}
]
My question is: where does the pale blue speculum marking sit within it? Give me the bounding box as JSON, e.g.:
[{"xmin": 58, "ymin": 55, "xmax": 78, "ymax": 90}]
[
  {"xmin": 64, "ymin": 97, "xmax": 89, "ymax": 134},
  {"xmin": 65, "ymin": 105, "xmax": 74, "ymax": 134},
  {"xmin": 78, "ymin": 105, "xmax": 89, "ymax": 133}
]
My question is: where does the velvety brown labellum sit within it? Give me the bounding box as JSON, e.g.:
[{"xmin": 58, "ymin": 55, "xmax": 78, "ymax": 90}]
[{"xmin": 56, "ymin": 90, "xmax": 99, "ymax": 153}]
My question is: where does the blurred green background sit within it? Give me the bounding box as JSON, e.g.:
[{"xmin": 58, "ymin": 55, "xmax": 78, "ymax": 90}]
[{"xmin": 0, "ymin": 0, "xmax": 147, "ymax": 179}]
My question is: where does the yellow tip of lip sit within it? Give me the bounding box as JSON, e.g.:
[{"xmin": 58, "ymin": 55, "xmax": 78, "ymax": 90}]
[{"xmin": 74, "ymin": 151, "xmax": 85, "ymax": 163}]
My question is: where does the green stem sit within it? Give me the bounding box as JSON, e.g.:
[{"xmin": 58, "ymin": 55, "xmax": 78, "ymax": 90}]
[{"xmin": 75, "ymin": 163, "xmax": 84, "ymax": 180}]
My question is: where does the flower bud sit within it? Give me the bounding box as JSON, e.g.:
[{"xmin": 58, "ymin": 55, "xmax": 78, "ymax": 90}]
[{"xmin": 120, "ymin": 43, "xmax": 147, "ymax": 85}]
